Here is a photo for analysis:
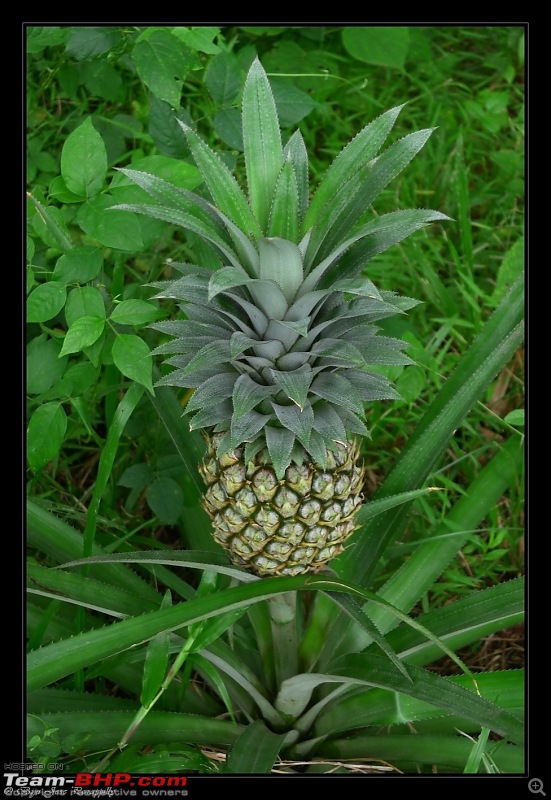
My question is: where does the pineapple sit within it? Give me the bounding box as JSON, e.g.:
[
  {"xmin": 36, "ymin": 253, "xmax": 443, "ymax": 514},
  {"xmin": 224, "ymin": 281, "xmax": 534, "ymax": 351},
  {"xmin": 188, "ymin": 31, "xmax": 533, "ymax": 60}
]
[{"xmin": 114, "ymin": 59, "xmax": 447, "ymax": 577}]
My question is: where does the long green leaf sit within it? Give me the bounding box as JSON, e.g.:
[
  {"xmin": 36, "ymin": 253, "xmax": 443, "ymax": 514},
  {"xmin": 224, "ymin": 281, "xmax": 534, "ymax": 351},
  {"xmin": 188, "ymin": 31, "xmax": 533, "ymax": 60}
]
[
  {"xmin": 313, "ymin": 669, "xmax": 524, "ymax": 734},
  {"xmin": 26, "ymin": 500, "xmax": 161, "ymax": 603},
  {"xmin": 337, "ymin": 275, "xmax": 524, "ymax": 587},
  {"xmin": 27, "ymin": 562, "xmax": 156, "ymax": 618},
  {"xmin": 302, "ymin": 104, "xmax": 403, "ymax": 236},
  {"xmin": 338, "ymin": 435, "xmax": 524, "ymax": 654},
  {"xmin": 242, "ymin": 58, "xmax": 283, "ymax": 232},
  {"xmin": 313, "ymin": 734, "xmax": 523, "ymax": 774},
  {"xmin": 178, "ymin": 121, "xmax": 262, "ymax": 241},
  {"xmin": 27, "ymin": 710, "xmax": 242, "ymax": 751},
  {"xmin": 225, "ymin": 720, "xmax": 286, "ymax": 773},
  {"xmin": 315, "ymin": 653, "xmax": 523, "ymax": 745}
]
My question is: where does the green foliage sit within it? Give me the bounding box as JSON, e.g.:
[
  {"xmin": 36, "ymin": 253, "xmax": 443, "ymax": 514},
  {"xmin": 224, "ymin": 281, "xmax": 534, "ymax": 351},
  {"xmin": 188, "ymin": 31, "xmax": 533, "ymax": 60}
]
[{"xmin": 27, "ymin": 25, "xmax": 524, "ymax": 775}]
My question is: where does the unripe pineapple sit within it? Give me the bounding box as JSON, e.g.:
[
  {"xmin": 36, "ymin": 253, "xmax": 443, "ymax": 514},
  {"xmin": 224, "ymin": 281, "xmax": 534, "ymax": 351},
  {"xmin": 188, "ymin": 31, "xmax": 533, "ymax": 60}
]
[{"xmin": 115, "ymin": 59, "xmax": 448, "ymax": 577}]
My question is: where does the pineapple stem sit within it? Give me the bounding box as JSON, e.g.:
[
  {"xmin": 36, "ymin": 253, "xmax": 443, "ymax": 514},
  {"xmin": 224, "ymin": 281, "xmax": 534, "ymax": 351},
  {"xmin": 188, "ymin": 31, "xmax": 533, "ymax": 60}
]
[{"xmin": 268, "ymin": 591, "xmax": 299, "ymax": 686}]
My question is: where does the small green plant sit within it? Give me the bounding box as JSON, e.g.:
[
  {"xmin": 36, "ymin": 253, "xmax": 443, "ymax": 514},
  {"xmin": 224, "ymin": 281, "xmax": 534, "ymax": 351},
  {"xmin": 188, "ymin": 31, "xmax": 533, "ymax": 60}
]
[{"xmin": 27, "ymin": 26, "xmax": 524, "ymax": 775}]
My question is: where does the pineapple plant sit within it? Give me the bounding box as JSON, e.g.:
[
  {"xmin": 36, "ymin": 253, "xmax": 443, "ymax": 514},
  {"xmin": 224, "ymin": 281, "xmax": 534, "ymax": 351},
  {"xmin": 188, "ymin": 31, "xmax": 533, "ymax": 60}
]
[{"xmin": 114, "ymin": 58, "xmax": 448, "ymax": 577}]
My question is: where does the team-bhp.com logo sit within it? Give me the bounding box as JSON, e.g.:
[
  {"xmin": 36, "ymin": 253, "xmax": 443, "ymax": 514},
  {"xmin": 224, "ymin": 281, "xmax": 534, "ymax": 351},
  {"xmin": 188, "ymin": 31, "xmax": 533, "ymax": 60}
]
[{"xmin": 3, "ymin": 773, "xmax": 188, "ymax": 797}]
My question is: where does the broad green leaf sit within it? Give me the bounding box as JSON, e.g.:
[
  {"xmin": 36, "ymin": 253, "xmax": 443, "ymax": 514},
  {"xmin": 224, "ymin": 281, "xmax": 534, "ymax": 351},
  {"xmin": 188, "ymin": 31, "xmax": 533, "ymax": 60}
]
[
  {"xmin": 27, "ymin": 403, "xmax": 67, "ymax": 471},
  {"xmin": 171, "ymin": 26, "xmax": 221, "ymax": 55},
  {"xmin": 149, "ymin": 95, "xmax": 194, "ymax": 158},
  {"xmin": 59, "ymin": 316, "xmax": 105, "ymax": 357},
  {"xmin": 205, "ymin": 51, "xmax": 242, "ymax": 104},
  {"xmin": 112, "ymin": 334, "xmax": 154, "ymax": 393},
  {"xmin": 225, "ymin": 721, "xmax": 286, "ymax": 774},
  {"xmin": 132, "ymin": 30, "xmax": 194, "ymax": 107},
  {"xmin": 342, "ymin": 26, "xmax": 410, "ymax": 69},
  {"xmin": 27, "ymin": 26, "xmax": 69, "ymax": 53},
  {"xmin": 49, "ymin": 175, "xmax": 84, "ymax": 204},
  {"xmin": 265, "ymin": 425, "xmax": 295, "ymax": 479},
  {"xmin": 146, "ymin": 477, "xmax": 184, "ymax": 525},
  {"xmin": 214, "ymin": 108, "xmax": 244, "ymax": 151},
  {"xmin": 61, "ymin": 117, "xmax": 107, "ymax": 198},
  {"xmin": 113, "ymin": 155, "xmax": 202, "ymax": 192},
  {"xmin": 27, "ymin": 282, "xmax": 66, "ymax": 323},
  {"xmin": 65, "ymin": 26, "xmax": 120, "ymax": 60},
  {"xmin": 77, "ymin": 194, "xmax": 145, "ymax": 251},
  {"xmin": 110, "ymin": 299, "xmax": 160, "ymax": 326},
  {"xmin": 270, "ymin": 78, "xmax": 317, "ymax": 127},
  {"xmin": 118, "ymin": 463, "xmax": 154, "ymax": 490},
  {"xmin": 65, "ymin": 286, "xmax": 105, "ymax": 326},
  {"xmin": 53, "ymin": 246, "xmax": 103, "ymax": 285},
  {"xmin": 242, "ymin": 58, "xmax": 283, "ymax": 231},
  {"xmin": 27, "ymin": 335, "xmax": 67, "ymax": 394},
  {"xmin": 504, "ymin": 408, "xmax": 524, "ymax": 427}
]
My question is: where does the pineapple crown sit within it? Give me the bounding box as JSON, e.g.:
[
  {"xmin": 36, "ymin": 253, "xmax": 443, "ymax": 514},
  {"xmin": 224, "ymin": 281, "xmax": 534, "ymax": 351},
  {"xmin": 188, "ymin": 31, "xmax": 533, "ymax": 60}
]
[{"xmin": 113, "ymin": 58, "xmax": 449, "ymax": 478}]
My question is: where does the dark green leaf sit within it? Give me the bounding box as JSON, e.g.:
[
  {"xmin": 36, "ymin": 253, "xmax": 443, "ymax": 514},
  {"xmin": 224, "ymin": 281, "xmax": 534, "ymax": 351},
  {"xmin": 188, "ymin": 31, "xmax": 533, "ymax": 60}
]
[
  {"xmin": 342, "ymin": 26, "xmax": 410, "ymax": 69},
  {"xmin": 232, "ymin": 374, "xmax": 275, "ymax": 419},
  {"xmin": 214, "ymin": 108, "xmax": 244, "ymax": 151},
  {"xmin": 226, "ymin": 720, "xmax": 286, "ymax": 774},
  {"xmin": 313, "ymin": 404, "xmax": 347, "ymax": 443},
  {"xmin": 27, "ymin": 403, "xmax": 67, "ymax": 471},
  {"xmin": 147, "ymin": 477, "xmax": 184, "ymax": 525},
  {"xmin": 270, "ymin": 365, "xmax": 313, "ymax": 409},
  {"xmin": 265, "ymin": 425, "xmax": 296, "ymax": 479},
  {"xmin": 27, "ymin": 336, "xmax": 67, "ymax": 395},
  {"xmin": 132, "ymin": 30, "xmax": 194, "ymax": 107},
  {"xmin": 206, "ymin": 52, "xmax": 243, "ymax": 104},
  {"xmin": 272, "ymin": 402, "xmax": 314, "ymax": 446},
  {"xmin": 230, "ymin": 412, "xmax": 272, "ymax": 448},
  {"xmin": 310, "ymin": 373, "xmax": 364, "ymax": 415},
  {"xmin": 65, "ymin": 26, "xmax": 120, "ymax": 60},
  {"xmin": 77, "ymin": 195, "xmax": 145, "ymax": 251},
  {"xmin": 186, "ymin": 374, "xmax": 238, "ymax": 414},
  {"xmin": 270, "ymin": 78, "xmax": 317, "ymax": 127}
]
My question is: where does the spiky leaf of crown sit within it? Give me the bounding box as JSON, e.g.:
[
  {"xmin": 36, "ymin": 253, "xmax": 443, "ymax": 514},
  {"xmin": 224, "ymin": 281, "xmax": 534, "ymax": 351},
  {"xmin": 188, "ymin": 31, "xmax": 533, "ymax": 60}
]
[{"xmin": 113, "ymin": 58, "xmax": 448, "ymax": 478}]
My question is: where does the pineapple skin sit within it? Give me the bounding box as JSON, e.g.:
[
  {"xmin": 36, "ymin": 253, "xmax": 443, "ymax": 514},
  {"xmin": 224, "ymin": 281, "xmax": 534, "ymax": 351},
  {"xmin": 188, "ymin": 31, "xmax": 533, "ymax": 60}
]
[{"xmin": 200, "ymin": 432, "xmax": 364, "ymax": 577}]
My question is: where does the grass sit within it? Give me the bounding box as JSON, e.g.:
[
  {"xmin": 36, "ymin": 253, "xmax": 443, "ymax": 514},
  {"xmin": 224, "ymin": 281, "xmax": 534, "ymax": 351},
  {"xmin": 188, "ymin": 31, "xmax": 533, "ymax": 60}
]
[{"xmin": 26, "ymin": 25, "xmax": 524, "ymax": 775}]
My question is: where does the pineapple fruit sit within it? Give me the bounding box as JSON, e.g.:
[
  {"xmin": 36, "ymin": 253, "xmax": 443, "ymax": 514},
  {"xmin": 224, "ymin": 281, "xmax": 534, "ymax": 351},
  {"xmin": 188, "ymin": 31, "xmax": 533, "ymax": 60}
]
[{"xmin": 115, "ymin": 59, "xmax": 447, "ymax": 577}]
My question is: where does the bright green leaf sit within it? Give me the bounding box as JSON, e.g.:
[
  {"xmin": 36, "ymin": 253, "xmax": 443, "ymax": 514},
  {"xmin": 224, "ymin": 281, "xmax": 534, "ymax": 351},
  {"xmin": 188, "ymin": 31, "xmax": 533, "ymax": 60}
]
[
  {"xmin": 27, "ymin": 282, "xmax": 66, "ymax": 323},
  {"xmin": 65, "ymin": 286, "xmax": 106, "ymax": 326},
  {"xmin": 132, "ymin": 30, "xmax": 194, "ymax": 107},
  {"xmin": 53, "ymin": 246, "xmax": 103, "ymax": 285},
  {"xmin": 61, "ymin": 117, "xmax": 108, "ymax": 198},
  {"xmin": 59, "ymin": 316, "xmax": 105, "ymax": 357},
  {"xmin": 112, "ymin": 334, "xmax": 154, "ymax": 393},
  {"xmin": 110, "ymin": 299, "xmax": 160, "ymax": 326}
]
